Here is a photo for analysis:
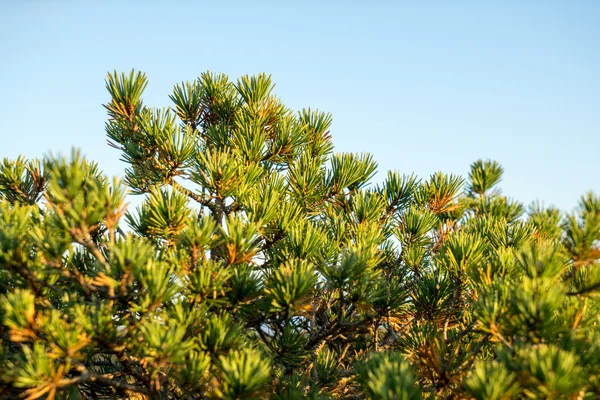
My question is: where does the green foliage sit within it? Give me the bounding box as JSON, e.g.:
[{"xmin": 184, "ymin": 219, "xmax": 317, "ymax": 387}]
[
  {"xmin": 356, "ymin": 352, "xmax": 421, "ymax": 400},
  {"xmin": 463, "ymin": 360, "xmax": 519, "ymax": 400},
  {"xmin": 215, "ymin": 348, "xmax": 271, "ymax": 400},
  {"xmin": 1, "ymin": 69, "xmax": 599, "ymax": 400},
  {"xmin": 468, "ymin": 159, "xmax": 503, "ymax": 197}
]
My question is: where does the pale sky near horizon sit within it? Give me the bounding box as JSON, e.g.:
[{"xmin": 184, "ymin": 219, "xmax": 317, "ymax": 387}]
[{"xmin": 1, "ymin": 1, "xmax": 598, "ymax": 212}]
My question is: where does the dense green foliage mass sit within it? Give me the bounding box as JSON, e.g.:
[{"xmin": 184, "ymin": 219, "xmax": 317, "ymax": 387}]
[{"xmin": 1, "ymin": 71, "xmax": 599, "ymax": 399}]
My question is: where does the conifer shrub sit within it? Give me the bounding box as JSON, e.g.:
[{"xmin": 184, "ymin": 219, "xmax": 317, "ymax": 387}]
[{"xmin": 1, "ymin": 71, "xmax": 599, "ymax": 399}]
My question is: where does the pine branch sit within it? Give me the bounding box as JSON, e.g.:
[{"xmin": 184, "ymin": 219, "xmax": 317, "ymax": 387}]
[
  {"xmin": 567, "ymin": 281, "xmax": 600, "ymax": 296},
  {"xmin": 61, "ymin": 366, "xmax": 150, "ymax": 396},
  {"xmin": 170, "ymin": 180, "xmax": 211, "ymax": 208}
]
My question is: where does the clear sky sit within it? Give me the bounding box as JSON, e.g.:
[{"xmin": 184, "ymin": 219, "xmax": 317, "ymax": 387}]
[{"xmin": 1, "ymin": 1, "xmax": 598, "ymax": 212}]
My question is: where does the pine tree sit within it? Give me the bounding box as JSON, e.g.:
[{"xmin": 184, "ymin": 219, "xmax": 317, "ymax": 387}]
[{"xmin": 1, "ymin": 70, "xmax": 599, "ymax": 399}]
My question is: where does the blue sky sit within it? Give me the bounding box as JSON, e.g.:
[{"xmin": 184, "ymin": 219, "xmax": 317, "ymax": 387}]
[{"xmin": 1, "ymin": 1, "xmax": 598, "ymax": 212}]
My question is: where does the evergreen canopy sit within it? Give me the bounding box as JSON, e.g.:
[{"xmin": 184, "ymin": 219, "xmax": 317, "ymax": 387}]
[{"xmin": 1, "ymin": 70, "xmax": 599, "ymax": 399}]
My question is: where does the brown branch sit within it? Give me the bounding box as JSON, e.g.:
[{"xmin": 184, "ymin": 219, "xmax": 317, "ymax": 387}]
[
  {"xmin": 170, "ymin": 180, "xmax": 211, "ymax": 207},
  {"xmin": 457, "ymin": 334, "xmax": 490, "ymax": 374},
  {"xmin": 88, "ymin": 371, "xmax": 149, "ymax": 395},
  {"xmin": 567, "ymin": 281, "xmax": 600, "ymax": 296},
  {"xmin": 61, "ymin": 365, "xmax": 149, "ymax": 395}
]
